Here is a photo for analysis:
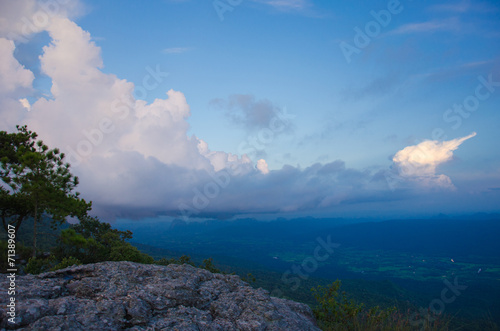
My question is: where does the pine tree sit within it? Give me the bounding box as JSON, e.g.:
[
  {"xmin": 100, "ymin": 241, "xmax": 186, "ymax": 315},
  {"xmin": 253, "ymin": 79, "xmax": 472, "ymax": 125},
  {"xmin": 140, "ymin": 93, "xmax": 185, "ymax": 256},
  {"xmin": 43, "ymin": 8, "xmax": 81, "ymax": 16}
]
[{"xmin": 0, "ymin": 125, "xmax": 91, "ymax": 256}]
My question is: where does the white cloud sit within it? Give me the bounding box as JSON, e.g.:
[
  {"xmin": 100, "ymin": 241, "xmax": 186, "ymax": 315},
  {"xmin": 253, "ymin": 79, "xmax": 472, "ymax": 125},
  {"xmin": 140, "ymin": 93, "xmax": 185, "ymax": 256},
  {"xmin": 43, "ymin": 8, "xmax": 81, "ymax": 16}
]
[
  {"xmin": 118, "ymin": 89, "xmax": 213, "ymax": 170},
  {"xmin": 0, "ymin": 38, "xmax": 34, "ymax": 130},
  {"xmin": 162, "ymin": 47, "xmax": 191, "ymax": 54},
  {"xmin": 251, "ymin": 0, "xmax": 311, "ymax": 11},
  {"xmin": 391, "ymin": 18, "xmax": 460, "ymax": 35},
  {"xmin": 0, "ymin": 0, "xmax": 84, "ymax": 42},
  {"xmin": 257, "ymin": 159, "xmax": 269, "ymax": 174},
  {"xmin": 19, "ymin": 98, "xmax": 31, "ymax": 111},
  {"xmin": 430, "ymin": 1, "xmax": 498, "ymax": 14},
  {"xmin": 24, "ymin": 17, "xmax": 121, "ymax": 153},
  {"xmin": 40, "ymin": 18, "xmax": 103, "ymax": 89},
  {"xmin": 0, "ymin": 0, "xmax": 44, "ymax": 40},
  {"xmin": 198, "ymin": 139, "xmax": 253, "ymax": 173},
  {"xmin": 0, "ymin": 38, "xmax": 34, "ymax": 94},
  {"xmin": 392, "ymin": 132, "xmax": 477, "ymax": 189}
]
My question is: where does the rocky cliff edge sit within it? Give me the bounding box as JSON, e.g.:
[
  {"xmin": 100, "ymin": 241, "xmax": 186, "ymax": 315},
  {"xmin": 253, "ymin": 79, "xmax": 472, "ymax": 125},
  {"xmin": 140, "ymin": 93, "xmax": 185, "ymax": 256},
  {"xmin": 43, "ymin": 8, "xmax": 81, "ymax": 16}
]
[{"xmin": 0, "ymin": 261, "xmax": 320, "ymax": 330}]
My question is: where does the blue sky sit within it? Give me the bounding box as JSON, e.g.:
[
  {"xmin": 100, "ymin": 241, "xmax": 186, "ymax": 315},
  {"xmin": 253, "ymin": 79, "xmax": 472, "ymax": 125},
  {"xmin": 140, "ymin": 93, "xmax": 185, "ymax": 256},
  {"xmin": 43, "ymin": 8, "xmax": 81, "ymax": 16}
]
[{"xmin": 1, "ymin": 0, "xmax": 499, "ymax": 220}]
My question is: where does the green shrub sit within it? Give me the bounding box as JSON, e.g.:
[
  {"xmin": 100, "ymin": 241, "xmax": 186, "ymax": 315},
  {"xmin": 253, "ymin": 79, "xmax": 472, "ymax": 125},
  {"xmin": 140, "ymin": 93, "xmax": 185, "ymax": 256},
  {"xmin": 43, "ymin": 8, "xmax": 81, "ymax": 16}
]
[
  {"xmin": 178, "ymin": 255, "xmax": 194, "ymax": 265},
  {"xmin": 0, "ymin": 240, "xmax": 32, "ymax": 273},
  {"xmin": 25, "ymin": 256, "xmax": 57, "ymax": 274},
  {"xmin": 155, "ymin": 255, "xmax": 193, "ymax": 266},
  {"xmin": 109, "ymin": 242, "xmax": 154, "ymax": 264},
  {"xmin": 199, "ymin": 258, "xmax": 221, "ymax": 273},
  {"xmin": 154, "ymin": 255, "xmax": 225, "ymax": 274},
  {"xmin": 242, "ymin": 273, "xmax": 257, "ymax": 283},
  {"xmin": 312, "ymin": 280, "xmax": 455, "ymax": 331},
  {"xmin": 312, "ymin": 280, "xmax": 365, "ymax": 330},
  {"xmin": 52, "ymin": 216, "xmax": 155, "ymax": 265},
  {"xmin": 51, "ymin": 256, "xmax": 82, "ymax": 271}
]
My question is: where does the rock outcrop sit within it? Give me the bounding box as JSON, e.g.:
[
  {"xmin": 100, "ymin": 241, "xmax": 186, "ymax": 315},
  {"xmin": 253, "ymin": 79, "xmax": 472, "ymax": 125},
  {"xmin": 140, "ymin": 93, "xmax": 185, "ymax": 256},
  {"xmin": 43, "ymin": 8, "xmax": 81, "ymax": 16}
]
[{"xmin": 0, "ymin": 261, "xmax": 320, "ymax": 330}]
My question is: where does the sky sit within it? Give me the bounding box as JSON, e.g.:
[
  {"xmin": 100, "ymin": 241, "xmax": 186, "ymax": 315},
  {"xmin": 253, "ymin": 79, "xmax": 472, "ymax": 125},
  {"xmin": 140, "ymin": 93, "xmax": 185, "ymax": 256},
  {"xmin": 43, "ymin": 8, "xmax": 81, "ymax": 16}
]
[{"xmin": 0, "ymin": 0, "xmax": 499, "ymax": 221}]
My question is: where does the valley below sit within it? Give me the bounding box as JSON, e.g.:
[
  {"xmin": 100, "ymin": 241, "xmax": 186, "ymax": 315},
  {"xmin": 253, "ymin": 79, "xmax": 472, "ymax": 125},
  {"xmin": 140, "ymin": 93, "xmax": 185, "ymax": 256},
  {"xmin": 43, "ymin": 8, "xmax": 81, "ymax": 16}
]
[{"xmin": 116, "ymin": 215, "xmax": 500, "ymax": 329}]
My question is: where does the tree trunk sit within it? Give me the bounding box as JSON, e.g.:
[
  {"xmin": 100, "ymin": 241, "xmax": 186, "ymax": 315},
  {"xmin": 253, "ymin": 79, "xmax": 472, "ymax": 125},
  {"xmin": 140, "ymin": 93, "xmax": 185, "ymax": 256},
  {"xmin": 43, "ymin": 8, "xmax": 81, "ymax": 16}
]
[
  {"xmin": 32, "ymin": 201, "xmax": 38, "ymax": 257},
  {"xmin": 15, "ymin": 214, "xmax": 23, "ymax": 234},
  {"xmin": 1, "ymin": 214, "xmax": 7, "ymax": 233}
]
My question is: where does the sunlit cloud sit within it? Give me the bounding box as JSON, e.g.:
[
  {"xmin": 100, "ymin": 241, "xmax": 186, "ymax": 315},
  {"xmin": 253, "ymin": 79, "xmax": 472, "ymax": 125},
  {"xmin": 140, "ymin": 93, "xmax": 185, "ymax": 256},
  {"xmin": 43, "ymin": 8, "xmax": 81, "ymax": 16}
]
[
  {"xmin": 19, "ymin": 98, "xmax": 31, "ymax": 111},
  {"xmin": 392, "ymin": 132, "xmax": 477, "ymax": 189},
  {"xmin": 257, "ymin": 159, "xmax": 269, "ymax": 174}
]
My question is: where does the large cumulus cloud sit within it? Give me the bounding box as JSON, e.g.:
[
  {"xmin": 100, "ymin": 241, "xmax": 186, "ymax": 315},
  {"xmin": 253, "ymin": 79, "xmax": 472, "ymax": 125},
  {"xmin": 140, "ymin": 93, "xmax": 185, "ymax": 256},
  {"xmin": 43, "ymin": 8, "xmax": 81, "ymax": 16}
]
[{"xmin": 0, "ymin": 2, "xmax": 254, "ymax": 218}]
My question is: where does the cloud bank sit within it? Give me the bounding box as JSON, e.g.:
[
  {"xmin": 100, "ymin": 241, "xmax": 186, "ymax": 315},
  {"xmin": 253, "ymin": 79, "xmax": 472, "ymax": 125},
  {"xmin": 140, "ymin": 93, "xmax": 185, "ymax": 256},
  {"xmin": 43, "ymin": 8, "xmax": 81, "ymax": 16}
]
[{"xmin": 0, "ymin": 0, "xmax": 487, "ymax": 220}]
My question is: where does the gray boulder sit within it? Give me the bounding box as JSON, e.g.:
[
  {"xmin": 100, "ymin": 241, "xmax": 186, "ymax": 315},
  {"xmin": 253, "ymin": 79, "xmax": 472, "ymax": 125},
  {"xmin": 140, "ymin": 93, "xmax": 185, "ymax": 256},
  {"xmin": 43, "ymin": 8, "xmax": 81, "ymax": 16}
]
[{"xmin": 0, "ymin": 261, "xmax": 320, "ymax": 330}]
